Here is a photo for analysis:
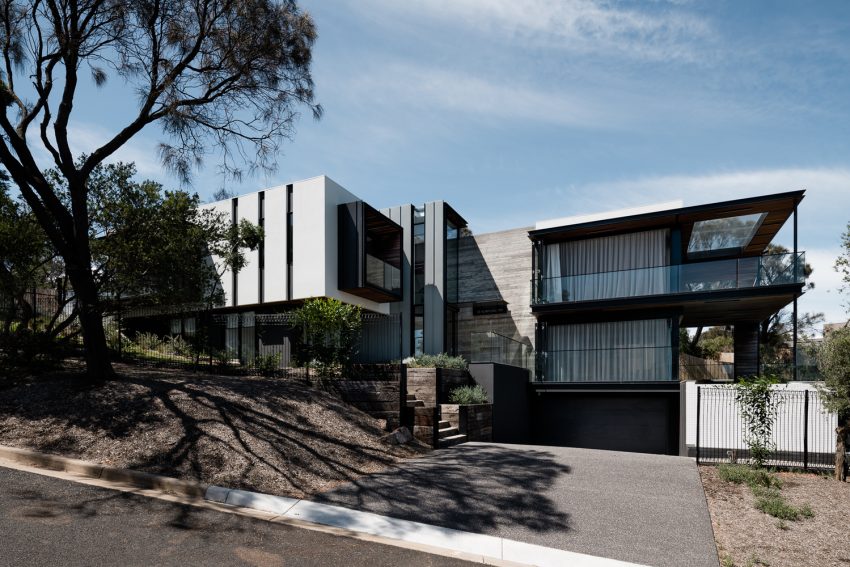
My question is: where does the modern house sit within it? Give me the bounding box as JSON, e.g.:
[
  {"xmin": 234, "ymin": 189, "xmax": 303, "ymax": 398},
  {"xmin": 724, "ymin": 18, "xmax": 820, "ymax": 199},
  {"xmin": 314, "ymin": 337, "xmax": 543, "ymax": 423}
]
[{"xmin": 196, "ymin": 176, "xmax": 807, "ymax": 455}]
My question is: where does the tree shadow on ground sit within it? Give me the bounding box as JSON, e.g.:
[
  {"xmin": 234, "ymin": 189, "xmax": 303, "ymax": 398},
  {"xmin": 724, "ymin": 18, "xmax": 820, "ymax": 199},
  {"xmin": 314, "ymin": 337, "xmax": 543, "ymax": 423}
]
[
  {"xmin": 313, "ymin": 443, "xmax": 572, "ymax": 535},
  {"xmin": 0, "ymin": 363, "xmax": 425, "ymax": 498}
]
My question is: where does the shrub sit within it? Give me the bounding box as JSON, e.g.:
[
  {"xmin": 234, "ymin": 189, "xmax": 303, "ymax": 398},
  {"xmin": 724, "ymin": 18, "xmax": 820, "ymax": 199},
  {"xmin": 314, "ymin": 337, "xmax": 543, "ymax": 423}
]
[
  {"xmin": 405, "ymin": 353, "xmax": 468, "ymax": 370},
  {"xmin": 733, "ymin": 375, "xmax": 782, "ymax": 468},
  {"xmin": 751, "ymin": 485, "xmax": 814, "ymax": 521},
  {"xmin": 449, "ymin": 384, "xmax": 488, "ymax": 405},
  {"xmin": 717, "ymin": 464, "xmax": 780, "ymax": 489},
  {"xmin": 292, "ymin": 298, "xmax": 362, "ymax": 375},
  {"xmin": 252, "ymin": 352, "xmax": 281, "ymax": 376}
]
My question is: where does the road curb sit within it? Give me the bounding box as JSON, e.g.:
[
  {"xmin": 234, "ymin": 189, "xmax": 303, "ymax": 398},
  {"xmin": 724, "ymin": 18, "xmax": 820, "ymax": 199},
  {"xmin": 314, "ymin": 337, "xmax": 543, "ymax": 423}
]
[
  {"xmin": 0, "ymin": 445, "xmax": 207, "ymax": 499},
  {"xmin": 0, "ymin": 444, "xmax": 647, "ymax": 567}
]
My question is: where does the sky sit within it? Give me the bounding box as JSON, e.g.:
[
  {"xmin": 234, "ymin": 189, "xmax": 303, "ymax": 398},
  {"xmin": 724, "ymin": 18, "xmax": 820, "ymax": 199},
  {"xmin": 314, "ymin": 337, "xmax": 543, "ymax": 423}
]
[{"xmin": 27, "ymin": 0, "xmax": 850, "ymax": 327}]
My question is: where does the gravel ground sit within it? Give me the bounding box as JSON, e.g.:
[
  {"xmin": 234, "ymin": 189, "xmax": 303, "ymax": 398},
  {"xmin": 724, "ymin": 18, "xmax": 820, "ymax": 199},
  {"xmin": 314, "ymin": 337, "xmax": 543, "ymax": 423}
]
[
  {"xmin": 700, "ymin": 465, "xmax": 850, "ymax": 567},
  {"xmin": 0, "ymin": 363, "xmax": 427, "ymax": 498}
]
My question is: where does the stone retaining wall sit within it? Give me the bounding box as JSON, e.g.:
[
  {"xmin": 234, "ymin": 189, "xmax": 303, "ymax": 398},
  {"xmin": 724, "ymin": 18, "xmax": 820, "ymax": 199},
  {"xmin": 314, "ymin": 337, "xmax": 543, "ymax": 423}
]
[
  {"xmin": 407, "ymin": 367, "xmax": 472, "ymax": 406},
  {"xmin": 440, "ymin": 403, "xmax": 493, "ymax": 442},
  {"xmin": 334, "ymin": 365, "xmax": 405, "ymax": 430},
  {"xmin": 412, "ymin": 406, "xmax": 439, "ymax": 447}
]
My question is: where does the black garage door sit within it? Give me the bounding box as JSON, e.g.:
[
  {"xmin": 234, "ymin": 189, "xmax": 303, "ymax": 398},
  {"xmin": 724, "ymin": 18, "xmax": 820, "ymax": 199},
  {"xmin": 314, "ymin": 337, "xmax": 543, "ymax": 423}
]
[{"xmin": 531, "ymin": 390, "xmax": 680, "ymax": 455}]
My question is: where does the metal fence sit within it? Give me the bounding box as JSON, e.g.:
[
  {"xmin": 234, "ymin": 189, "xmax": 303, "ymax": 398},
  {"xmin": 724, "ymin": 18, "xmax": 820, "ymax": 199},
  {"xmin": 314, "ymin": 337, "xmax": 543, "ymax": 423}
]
[
  {"xmin": 2, "ymin": 292, "xmax": 402, "ymax": 373},
  {"xmin": 696, "ymin": 386, "xmax": 838, "ymax": 470}
]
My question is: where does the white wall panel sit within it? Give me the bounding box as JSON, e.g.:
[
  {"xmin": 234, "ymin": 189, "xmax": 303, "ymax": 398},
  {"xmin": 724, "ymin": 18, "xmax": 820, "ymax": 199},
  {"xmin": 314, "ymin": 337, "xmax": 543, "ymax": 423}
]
[
  {"xmin": 237, "ymin": 192, "xmax": 260, "ymax": 306},
  {"xmin": 262, "ymin": 185, "xmax": 288, "ymax": 302},
  {"xmin": 201, "ymin": 199, "xmax": 233, "ymax": 306}
]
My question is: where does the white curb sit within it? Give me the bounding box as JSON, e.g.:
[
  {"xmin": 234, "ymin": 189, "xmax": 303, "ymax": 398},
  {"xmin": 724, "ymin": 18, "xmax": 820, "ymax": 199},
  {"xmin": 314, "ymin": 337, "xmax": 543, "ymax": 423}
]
[{"xmin": 205, "ymin": 484, "xmax": 650, "ymax": 567}]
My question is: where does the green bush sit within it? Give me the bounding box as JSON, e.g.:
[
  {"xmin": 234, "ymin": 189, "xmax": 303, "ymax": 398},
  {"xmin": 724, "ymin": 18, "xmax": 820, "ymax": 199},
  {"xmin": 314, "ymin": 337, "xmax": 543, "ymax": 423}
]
[
  {"xmin": 733, "ymin": 375, "xmax": 783, "ymax": 468},
  {"xmin": 252, "ymin": 352, "xmax": 281, "ymax": 376},
  {"xmin": 751, "ymin": 485, "xmax": 814, "ymax": 521},
  {"xmin": 405, "ymin": 352, "xmax": 468, "ymax": 370},
  {"xmin": 449, "ymin": 384, "xmax": 488, "ymax": 405},
  {"xmin": 717, "ymin": 464, "xmax": 780, "ymax": 489},
  {"xmin": 292, "ymin": 298, "xmax": 362, "ymax": 375}
]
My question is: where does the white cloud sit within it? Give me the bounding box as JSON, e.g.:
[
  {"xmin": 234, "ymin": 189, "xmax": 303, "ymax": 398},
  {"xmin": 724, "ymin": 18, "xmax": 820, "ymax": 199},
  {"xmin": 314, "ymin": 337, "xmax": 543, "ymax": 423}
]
[
  {"xmin": 351, "ymin": 64, "xmax": 608, "ymax": 128},
  {"xmin": 362, "ymin": 0, "xmax": 712, "ymax": 61}
]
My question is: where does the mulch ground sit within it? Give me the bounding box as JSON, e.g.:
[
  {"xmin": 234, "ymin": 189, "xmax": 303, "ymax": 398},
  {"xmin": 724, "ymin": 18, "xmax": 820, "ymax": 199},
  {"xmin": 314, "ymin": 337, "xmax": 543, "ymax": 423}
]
[
  {"xmin": 0, "ymin": 362, "xmax": 427, "ymax": 498},
  {"xmin": 700, "ymin": 465, "xmax": 850, "ymax": 567}
]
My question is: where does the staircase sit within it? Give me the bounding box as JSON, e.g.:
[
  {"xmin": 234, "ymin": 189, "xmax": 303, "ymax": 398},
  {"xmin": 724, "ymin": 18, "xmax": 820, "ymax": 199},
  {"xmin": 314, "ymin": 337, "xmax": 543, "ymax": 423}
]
[
  {"xmin": 437, "ymin": 419, "xmax": 467, "ymax": 448},
  {"xmin": 406, "ymin": 394, "xmax": 468, "ymax": 448}
]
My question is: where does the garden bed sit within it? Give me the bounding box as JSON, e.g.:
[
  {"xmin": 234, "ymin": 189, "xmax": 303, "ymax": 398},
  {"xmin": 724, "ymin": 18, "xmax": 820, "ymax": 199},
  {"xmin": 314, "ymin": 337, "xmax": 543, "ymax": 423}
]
[
  {"xmin": 0, "ymin": 362, "xmax": 427, "ymax": 498},
  {"xmin": 700, "ymin": 465, "xmax": 850, "ymax": 566}
]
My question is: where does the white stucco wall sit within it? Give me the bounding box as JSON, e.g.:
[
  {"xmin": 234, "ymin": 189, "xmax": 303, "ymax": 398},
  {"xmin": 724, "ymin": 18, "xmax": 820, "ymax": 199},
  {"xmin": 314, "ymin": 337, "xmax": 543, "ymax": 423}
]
[
  {"xmin": 236, "ymin": 191, "xmax": 260, "ymax": 306},
  {"xmin": 201, "ymin": 175, "xmax": 392, "ymax": 313},
  {"xmin": 204, "ymin": 199, "xmax": 233, "ymax": 306},
  {"xmin": 262, "ymin": 185, "xmax": 288, "ymax": 303}
]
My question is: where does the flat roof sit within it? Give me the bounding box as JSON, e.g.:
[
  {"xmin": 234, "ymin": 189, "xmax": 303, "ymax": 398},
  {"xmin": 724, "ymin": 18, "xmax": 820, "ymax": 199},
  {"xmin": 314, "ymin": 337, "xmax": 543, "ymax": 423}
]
[{"xmin": 528, "ymin": 190, "xmax": 805, "ymax": 257}]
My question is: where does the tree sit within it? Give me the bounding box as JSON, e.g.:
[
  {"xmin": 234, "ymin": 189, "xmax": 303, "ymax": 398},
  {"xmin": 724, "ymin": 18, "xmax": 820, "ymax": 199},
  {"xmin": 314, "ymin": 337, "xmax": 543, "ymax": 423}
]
[
  {"xmin": 0, "ymin": 172, "xmax": 73, "ymax": 336},
  {"xmin": 45, "ymin": 161, "xmax": 262, "ymax": 311},
  {"xmin": 816, "ymin": 327, "xmax": 850, "ymax": 481},
  {"xmin": 0, "ymin": 0, "xmax": 320, "ymax": 380},
  {"xmin": 837, "ymin": 222, "xmax": 850, "ymax": 313},
  {"xmin": 292, "ymin": 298, "xmax": 362, "ymax": 376}
]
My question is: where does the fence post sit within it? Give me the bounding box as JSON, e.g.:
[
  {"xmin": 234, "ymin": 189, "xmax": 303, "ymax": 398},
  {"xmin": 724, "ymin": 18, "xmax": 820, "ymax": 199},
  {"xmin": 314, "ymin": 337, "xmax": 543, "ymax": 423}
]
[
  {"xmin": 116, "ymin": 299, "xmax": 122, "ymax": 361},
  {"xmin": 803, "ymin": 389, "xmax": 809, "ymax": 471},
  {"xmin": 696, "ymin": 386, "xmax": 701, "ymax": 464}
]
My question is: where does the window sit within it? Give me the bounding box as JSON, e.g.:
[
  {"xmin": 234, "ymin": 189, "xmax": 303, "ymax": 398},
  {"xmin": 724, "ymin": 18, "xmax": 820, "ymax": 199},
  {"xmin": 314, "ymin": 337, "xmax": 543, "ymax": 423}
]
[
  {"xmin": 542, "ymin": 319, "xmax": 673, "ymax": 382},
  {"xmin": 688, "ymin": 213, "xmax": 766, "ymax": 257}
]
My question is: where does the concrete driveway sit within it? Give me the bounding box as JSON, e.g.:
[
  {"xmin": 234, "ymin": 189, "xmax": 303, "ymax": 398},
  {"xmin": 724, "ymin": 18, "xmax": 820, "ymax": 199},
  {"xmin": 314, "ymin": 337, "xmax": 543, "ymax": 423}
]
[{"xmin": 314, "ymin": 442, "xmax": 719, "ymax": 567}]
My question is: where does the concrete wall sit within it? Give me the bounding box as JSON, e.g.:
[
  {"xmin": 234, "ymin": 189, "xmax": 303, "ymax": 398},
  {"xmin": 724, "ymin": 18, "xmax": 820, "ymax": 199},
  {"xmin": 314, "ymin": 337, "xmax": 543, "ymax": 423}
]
[
  {"xmin": 407, "ymin": 367, "xmax": 471, "ymax": 406},
  {"xmin": 456, "ymin": 227, "xmax": 536, "ymax": 359}
]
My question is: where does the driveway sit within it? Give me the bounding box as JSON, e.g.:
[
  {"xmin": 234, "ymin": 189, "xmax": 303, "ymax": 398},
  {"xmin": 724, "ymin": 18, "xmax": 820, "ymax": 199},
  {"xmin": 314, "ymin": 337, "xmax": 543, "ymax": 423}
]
[{"xmin": 314, "ymin": 442, "xmax": 719, "ymax": 567}]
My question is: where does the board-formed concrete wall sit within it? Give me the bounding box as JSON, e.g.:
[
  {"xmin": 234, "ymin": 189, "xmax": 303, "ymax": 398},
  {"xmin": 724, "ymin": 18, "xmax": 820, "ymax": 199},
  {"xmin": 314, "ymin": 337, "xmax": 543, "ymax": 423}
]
[{"xmin": 456, "ymin": 227, "xmax": 536, "ymax": 359}]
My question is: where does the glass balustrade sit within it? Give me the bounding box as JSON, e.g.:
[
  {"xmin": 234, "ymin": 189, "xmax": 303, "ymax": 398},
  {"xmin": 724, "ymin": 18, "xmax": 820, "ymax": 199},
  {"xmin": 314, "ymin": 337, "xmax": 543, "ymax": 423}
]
[{"xmin": 532, "ymin": 252, "xmax": 806, "ymax": 305}]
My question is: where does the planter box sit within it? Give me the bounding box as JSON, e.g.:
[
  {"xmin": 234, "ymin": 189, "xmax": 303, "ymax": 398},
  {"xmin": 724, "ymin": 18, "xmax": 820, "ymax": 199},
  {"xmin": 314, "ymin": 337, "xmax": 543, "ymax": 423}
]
[
  {"xmin": 440, "ymin": 403, "xmax": 493, "ymax": 442},
  {"xmin": 407, "ymin": 367, "xmax": 472, "ymax": 406}
]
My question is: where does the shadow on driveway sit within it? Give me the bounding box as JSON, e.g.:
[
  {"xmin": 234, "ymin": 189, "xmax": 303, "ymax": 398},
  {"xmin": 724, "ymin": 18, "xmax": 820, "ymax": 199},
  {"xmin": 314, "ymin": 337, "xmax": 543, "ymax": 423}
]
[{"xmin": 314, "ymin": 442, "xmax": 572, "ymax": 535}]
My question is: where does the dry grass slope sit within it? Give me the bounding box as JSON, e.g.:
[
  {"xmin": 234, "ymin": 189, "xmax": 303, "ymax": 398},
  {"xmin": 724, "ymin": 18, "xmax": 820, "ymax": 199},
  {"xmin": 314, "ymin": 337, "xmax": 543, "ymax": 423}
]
[
  {"xmin": 0, "ymin": 363, "xmax": 427, "ymax": 498},
  {"xmin": 701, "ymin": 465, "xmax": 850, "ymax": 567}
]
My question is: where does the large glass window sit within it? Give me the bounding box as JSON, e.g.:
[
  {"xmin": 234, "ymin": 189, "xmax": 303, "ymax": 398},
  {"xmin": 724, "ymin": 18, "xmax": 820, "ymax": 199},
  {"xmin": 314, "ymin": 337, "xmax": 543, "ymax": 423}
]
[
  {"xmin": 542, "ymin": 319, "xmax": 673, "ymax": 382},
  {"xmin": 446, "ymin": 219, "xmax": 459, "ymax": 304},
  {"xmin": 687, "ymin": 213, "xmax": 766, "ymax": 257},
  {"xmin": 413, "ymin": 207, "xmax": 425, "ymax": 306}
]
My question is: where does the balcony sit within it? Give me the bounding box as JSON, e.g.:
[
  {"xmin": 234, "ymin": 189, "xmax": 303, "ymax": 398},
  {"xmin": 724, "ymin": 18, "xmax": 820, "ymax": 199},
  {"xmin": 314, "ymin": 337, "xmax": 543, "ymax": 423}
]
[
  {"xmin": 365, "ymin": 253, "xmax": 401, "ymax": 297},
  {"xmin": 532, "ymin": 252, "xmax": 806, "ymax": 306}
]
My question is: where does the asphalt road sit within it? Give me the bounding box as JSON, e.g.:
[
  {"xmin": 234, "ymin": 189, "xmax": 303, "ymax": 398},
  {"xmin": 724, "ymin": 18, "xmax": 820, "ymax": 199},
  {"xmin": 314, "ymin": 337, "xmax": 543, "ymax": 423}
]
[
  {"xmin": 315, "ymin": 442, "xmax": 720, "ymax": 567},
  {"xmin": 0, "ymin": 466, "xmax": 473, "ymax": 567}
]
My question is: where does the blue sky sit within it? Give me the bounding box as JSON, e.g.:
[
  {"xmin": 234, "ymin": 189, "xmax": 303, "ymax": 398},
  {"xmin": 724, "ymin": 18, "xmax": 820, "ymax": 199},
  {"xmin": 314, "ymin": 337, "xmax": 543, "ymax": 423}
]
[{"xmin": 45, "ymin": 0, "xmax": 850, "ymax": 325}]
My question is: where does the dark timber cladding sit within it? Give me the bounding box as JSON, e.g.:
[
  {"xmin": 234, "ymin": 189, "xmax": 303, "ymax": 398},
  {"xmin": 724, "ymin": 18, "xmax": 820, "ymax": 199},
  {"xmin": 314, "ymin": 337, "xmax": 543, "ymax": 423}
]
[
  {"xmin": 528, "ymin": 190, "xmax": 805, "ymax": 257},
  {"xmin": 338, "ymin": 201, "xmax": 403, "ymax": 302}
]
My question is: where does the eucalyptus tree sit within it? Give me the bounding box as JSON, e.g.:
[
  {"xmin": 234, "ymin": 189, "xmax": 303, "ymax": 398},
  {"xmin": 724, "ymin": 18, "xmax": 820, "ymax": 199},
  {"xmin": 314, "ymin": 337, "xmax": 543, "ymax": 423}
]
[{"xmin": 0, "ymin": 0, "xmax": 320, "ymax": 379}]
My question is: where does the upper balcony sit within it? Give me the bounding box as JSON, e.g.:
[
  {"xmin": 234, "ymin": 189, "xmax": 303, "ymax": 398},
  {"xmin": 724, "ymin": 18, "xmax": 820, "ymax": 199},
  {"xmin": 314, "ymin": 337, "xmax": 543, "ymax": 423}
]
[{"xmin": 532, "ymin": 252, "xmax": 806, "ymax": 307}]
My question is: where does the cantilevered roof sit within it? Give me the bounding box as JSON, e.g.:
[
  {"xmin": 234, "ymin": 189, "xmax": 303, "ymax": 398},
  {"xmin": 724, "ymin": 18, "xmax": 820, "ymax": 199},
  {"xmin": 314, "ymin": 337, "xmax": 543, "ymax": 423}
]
[{"xmin": 528, "ymin": 190, "xmax": 805, "ymax": 258}]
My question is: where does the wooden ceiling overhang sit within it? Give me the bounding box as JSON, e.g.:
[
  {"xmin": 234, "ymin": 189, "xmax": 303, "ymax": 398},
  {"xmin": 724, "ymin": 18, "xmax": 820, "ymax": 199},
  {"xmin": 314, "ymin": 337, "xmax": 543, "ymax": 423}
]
[{"xmin": 529, "ymin": 190, "xmax": 805, "ymax": 257}]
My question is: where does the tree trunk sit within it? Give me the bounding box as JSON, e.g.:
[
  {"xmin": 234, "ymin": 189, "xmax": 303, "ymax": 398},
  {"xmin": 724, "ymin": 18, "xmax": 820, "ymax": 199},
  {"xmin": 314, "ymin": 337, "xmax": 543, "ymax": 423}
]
[
  {"xmin": 67, "ymin": 265, "xmax": 114, "ymax": 383},
  {"xmin": 837, "ymin": 418, "xmax": 849, "ymax": 482}
]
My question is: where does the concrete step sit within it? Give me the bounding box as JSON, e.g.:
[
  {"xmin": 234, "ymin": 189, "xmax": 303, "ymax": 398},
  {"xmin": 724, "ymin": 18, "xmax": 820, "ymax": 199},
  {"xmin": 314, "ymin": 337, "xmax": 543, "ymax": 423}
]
[
  {"xmin": 406, "ymin": 394, "xmax": 416, "ymax": 401},
  {"xmin": 438, "ymin": 420, "xmax": 451, "ymax": 428},
  {"xmin": 406, "ymin": 400, "xmax": 425, "ymax": 408},
  {"xmin": 438, "ymin": 434, "xmax": 467, "ymax": 448},
  {"xmin": 438, "ymin": 426, "xmax": 459, "ymax": 439}
]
